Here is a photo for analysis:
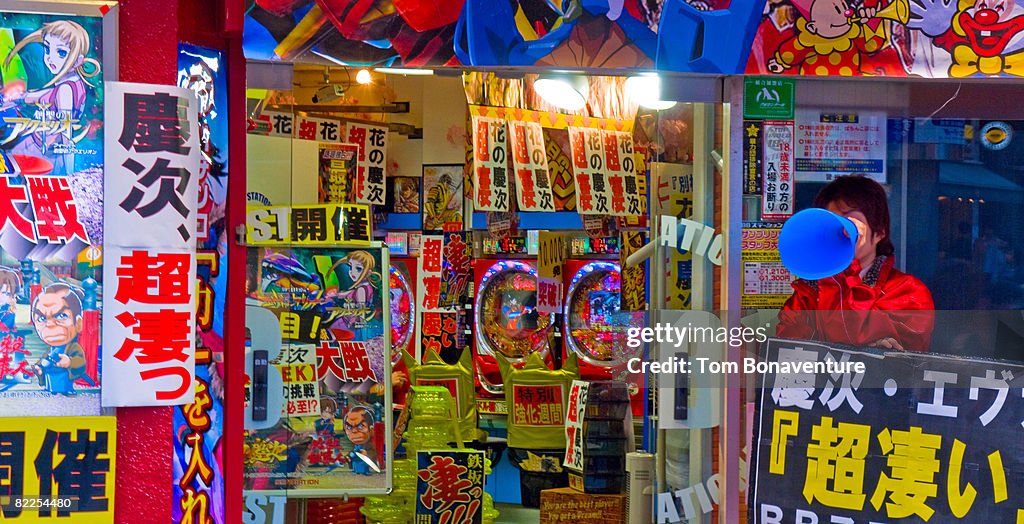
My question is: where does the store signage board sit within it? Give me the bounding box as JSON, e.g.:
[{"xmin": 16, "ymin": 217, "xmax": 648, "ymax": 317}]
[
  {"xmin": 794, "ymin": 110, "xmax": 887, "ymax": 183},
  {"xmin": 744, "ymin": 78, "xmax": 795, "ymax": 120},
  {"xmin": 741, "ymin": 224, "xmax": 794, "ymax": 309},
  {"xmin": 760, "ymin": 121, "xmax": 795, "ymax": 222},
  {"xmin": 537, "ymin": 231, "xmax": 567, "ymax": 314},
  {"xmin": 103, "ymin": 81, "xmax": 201, "ymax": 407},
  {"xmin": 246, "ymin": 204, "xmax": 372, "ymax": 246},
  {"xmin": 750, "ymin": 338, "xmax": 1024, "ymax": 523}
]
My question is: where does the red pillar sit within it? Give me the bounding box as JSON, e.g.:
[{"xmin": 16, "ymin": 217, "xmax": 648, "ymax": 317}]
[{"xmin": 114, "ymin": 1, "xmax": 179, "ymax": 522}]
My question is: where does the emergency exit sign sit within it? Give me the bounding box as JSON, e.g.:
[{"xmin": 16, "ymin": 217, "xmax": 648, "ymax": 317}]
[{"xmin": 744, "ymin": 78, "xmax": 795, "ymax": 120}]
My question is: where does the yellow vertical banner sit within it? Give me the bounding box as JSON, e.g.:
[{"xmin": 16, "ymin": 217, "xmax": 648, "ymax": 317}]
[
  {"xmin": 652, "ymin": 162, "xmax": 694, "ymax": 309},
  {"xmin": 619, "ymin": 231, "xmax": 647, "ymax": 312},
  {"xmin": 537, "ymin": 232, "xmax": 567, "ymax": 315},
  {"xmin": 0, "ymin": 417, "xmax": 116, "ymax": 523}
]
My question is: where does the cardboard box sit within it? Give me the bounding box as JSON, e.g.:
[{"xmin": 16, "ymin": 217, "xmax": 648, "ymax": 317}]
[{"xmin": 539, "ymin": 487, "xmax": 627, "ymax": 524}]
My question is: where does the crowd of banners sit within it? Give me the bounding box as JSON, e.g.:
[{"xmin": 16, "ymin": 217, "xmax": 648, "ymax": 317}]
[
  {"xmin": 246, "ymin": 204, "xmax": 372, "ymax": 246},
  {"xmin": 102, "ymin": 81, "xmax": 200, "ymax": 407},
  {"xmin": 507, "ymin": 120, "xmax": 555, "ymax": 212},
  {"xmin": 536, "ymin": 232, "xmax": 566, "ymax": 315},
  {"xmin": 318, "ymin": 143, "xmax": 357, "ymax": 204},
  {"xmin": 760, "ymin": 121, "xmax": 795, "ymax": 222},
  {"xmin": 243, "ymin": 245, "xmax": 391, "ymax": 495},
  {"xmin": 345, "ymin": 122, "xmax": 388, "ymax": 206},
  {"xmin": 751, "ymin": 338, "xmax": 1024, "ymax": 524},
  {"xmin": 415, "ymin": 450, "xmax": 485, "ymax": 524},
  {"xmin": 567, "ymin": 127, "xmax": 642, "ymax": 217},
  {"xmin": 173, "ymin": 43, "xmax": 229, "ymax": 524},
  {"xmin": 0, "ymin": 416, "xmax": 117, "ymax": 521},
  {"xmin": 0, "ymin": 11, "xmax": 106, "ymax": 417},
  {"xmin": 471, "ymin": 116, "xmax": 510, "ymax": 212},
  {"xmin": 741, "ymin": 224, "xmax": 794, "ymax": 309},
  {"xmin": 794, "ymin": 110, "xmax": 888, "ymax": 183}
]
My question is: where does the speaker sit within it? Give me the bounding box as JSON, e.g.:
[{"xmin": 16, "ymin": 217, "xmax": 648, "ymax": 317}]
[{"xmin": 779, "ymin": 208, "xmax": 859, "ymax": 280}]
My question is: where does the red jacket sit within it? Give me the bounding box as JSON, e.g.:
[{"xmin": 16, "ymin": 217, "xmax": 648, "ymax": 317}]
[{"xmin": 777, "ymin": 257, "xmax": 935, "ymax": 352}]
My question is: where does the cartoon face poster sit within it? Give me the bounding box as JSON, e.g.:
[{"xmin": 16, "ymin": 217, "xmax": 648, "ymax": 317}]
[
  {"xmin": 746, "ymin": 0, "xmax": 1024, "ymax": 77},
  {"xmin": 244, "ymin": 246, "xmax": 392, "ymax": 495},
  {"xmin": 0, "ymin": 11, "xmax": 105, "ymax": 417}
]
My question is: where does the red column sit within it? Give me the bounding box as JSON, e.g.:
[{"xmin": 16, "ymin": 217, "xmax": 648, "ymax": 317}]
[{"xmin": 114, "ymin": 1, "xmax": 179, "ymax": 522}]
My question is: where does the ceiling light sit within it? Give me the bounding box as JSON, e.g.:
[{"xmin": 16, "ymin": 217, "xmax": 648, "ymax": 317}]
[
  {"xmin": 374, "ymin": 67, "xmax": 433, "ymax": 76},
  {"xmin": 625, "ymin": 74, "xmax": 676, "ymax": 110},
  {"xmin": 356, "ymin": 68, "xmax": 372, "ymax": 84},
  {"xmin": 534, "ymin": 74, "xmax": 588, "ymax": 111}
]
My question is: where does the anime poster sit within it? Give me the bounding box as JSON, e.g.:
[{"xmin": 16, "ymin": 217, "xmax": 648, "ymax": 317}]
[
  {"xmin": 422, "ymin": 165, "xmax": 463, "ymax": 231},
  {"xmin": 173, "ymin": 44, "xmax": 228, "ymax": 524},
  {"xmin": 244, "ymin": 245, "xmax": 392, "ymax": 495},
  {"xmin": 0, "ymin": 11, "xmax": 106, "ymax": 417},
  {"xmin": 389, "ymin": 176, "xmax": 421, "ymax": 213},
  {"xmin": 242, "ymin": 1, "xmax": 762, "ymax": 74}
]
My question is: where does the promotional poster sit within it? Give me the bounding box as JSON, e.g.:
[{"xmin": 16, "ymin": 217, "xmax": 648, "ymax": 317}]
[
  {"xmin": 244, "ymin": 245, "xmax": 391, "ymax": 495},
  {"xmin": 0, "ymin": 11, "xmax": 106, "ymax": 417}
]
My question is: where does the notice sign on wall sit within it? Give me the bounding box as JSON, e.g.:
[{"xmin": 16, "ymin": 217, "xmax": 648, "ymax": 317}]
[
  {"xmin": 761, "ymin": 121, "xmax": 795, "ymax": 222},
  {"xmin": 472, "ymin": 116, "xmax": 510, "ymax": 211},
  {"xmin": 795, "ymin": 110, "xmax": 887, "ymax": 183},
  {"xmin": 103, "ymin": 82, "xmax": 200, "ymax": 407},
  {"xmin": 741, "ymin": 225, "xmax": 794, "ymax": 309}
]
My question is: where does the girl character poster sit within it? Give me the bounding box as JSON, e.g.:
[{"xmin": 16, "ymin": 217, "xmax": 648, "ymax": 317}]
[{"xmin": 1, "ymin": 16, "xmax": 104, "ymax": 176}]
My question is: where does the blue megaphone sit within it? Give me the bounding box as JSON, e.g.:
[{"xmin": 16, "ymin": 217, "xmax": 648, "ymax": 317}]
[{"xmin": 778, "ymin": 208, "xmax": 859, "ymax": 280}]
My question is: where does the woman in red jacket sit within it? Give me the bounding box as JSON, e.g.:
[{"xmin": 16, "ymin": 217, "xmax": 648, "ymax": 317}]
[{"xmin": 777, "ymin": 176, "xmax": 935, "ymax": 351}]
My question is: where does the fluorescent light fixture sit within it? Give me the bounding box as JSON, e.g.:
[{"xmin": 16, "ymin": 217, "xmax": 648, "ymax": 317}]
[
  {"xmin": 625, "ymin": 74, "xmax": 676, "ymax": 110},
  {"xmin": 534, "ymin": 74, "xmax": 588, "ymax": 111},
  {"xmin": 374, "ymin": 67, "xmax": 434, "ymax": 76},
  {"xmin": 356, "ymin": 68, "xmax": 373, "ymax": 84}
]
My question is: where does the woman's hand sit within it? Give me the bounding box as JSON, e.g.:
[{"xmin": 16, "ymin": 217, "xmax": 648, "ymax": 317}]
[{"xmin": 870, "ymin": 337, "xmax": 904, "ymax": 350}]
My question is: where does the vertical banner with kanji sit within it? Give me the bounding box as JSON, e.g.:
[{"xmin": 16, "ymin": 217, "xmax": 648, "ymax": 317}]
[
  {"xmin": 507, "ymin": 121, "xmax": 555, "ymax": 212},
  {"xmin": 103, "ymin": 82, "xmax": 200, "ymax": 407},
  {"xmin": 567, "ymin": 126, "xmax": 607, "ymax": 215},
  {"xmin": 415, "ymin": 450, "xmax": 485, "ymax": 524},
  {"xmin": 761, "ymin": 121, "xmax": 795, "ymax": 222},
  {"xmin": 0, "ymin": 417, "xmax": 116, "ymax": 522},
  {"xmin": 536, "ymin": 232, "xmax": 566, "ymax": 315},
  {"xmin": 345, "ymin": 122, "xmax": 388, "ymax": 206},
  {"xmin": 563, "ymin": 380, "xmax": 589, "ymax": 471},
  {"xmin": 439, "ymin": 232, "xmax": 471, "ymax": 310},
  {"xmin": 751, "ymin": 338, "xmax": 1024, "ymax": 524},
  {"xmin": 471, "ymin": 116, "xmax": 510, "ymax": 212},
  {"xmin": 0, "ymin": 10, "xmax": 107, "ymax": 418},
  {"xmin": 619, "ymin": 231, "xmax": 647, "ymax": 312},
  {"xmin": 175, "ymin": 43, "xmax": 228, "ymax": 524},
  {"xmin": 602, "ymin": 130, "xmax": 642, "ymax": 217},
  {"xmin": 419, "ymin": 312, "xmax": 459, "ymax": 362},
  {"xmin": 417, "ymin": 235, "xmax": 445, "ymax": 313},
  {"xmin": 243, "ymin": 244, "xmax": 392, "ymax": 495},
  {"xmin": 743, "ymin": 121, "xmax": 763, "ymax": 195},
  {"xmin": 318, "ymin": 143, "xmax": 358, "ymax": 204}
]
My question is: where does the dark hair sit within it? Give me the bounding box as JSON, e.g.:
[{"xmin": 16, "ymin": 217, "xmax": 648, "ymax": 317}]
[{"xmin": 814, "ymin": 175, "xmax": 895, "ymax": 257}]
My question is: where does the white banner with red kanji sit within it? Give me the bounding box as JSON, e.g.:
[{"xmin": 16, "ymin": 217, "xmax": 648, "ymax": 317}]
[
  {"xmin": 416, "ymin": 234, "xmax": 446, "ymax": 313},
  {"xmin": 471, "ymin": 116, "xmax": 510, "ymax": 211},
  {"xmin": 295, "ymin": 115, "xmax": 342, "ymax": 143},
  {"xmin": 761, "ymin": 121, "xmax": 795, "ymax": 221},
  {"xmin": 346, "ymin": 122, "xmax": 388, "ymax": 206},
  {"xmin": 604, "ymin": 130, "xmax": 643, "ymax": 216},
  {"xmin": 103, "ymin": 81, "xmax": 200, "ymax": 407},
  {"xmin": 568, "ymin": 127, "xmax": 639, "ymax": 217},
  {"xmin": 507, "ymin": 120, "xmax": 555, "ymax": 212}
]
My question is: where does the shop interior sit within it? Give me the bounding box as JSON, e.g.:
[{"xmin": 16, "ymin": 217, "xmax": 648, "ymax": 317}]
[{"xmin": 241, "ymin": 63, "xmax": 1024, "ymax": 523}]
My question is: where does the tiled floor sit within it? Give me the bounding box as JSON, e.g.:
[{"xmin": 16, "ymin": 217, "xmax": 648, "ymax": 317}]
[{"xmin": 494, "ymin": 503, "xmax": 540, "ymax": 523}]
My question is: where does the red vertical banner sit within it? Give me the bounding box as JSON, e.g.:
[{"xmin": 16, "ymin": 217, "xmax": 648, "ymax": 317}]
[{"xmin": 471, "ymin": 116, "xmax": 510, "ymax": 211}]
